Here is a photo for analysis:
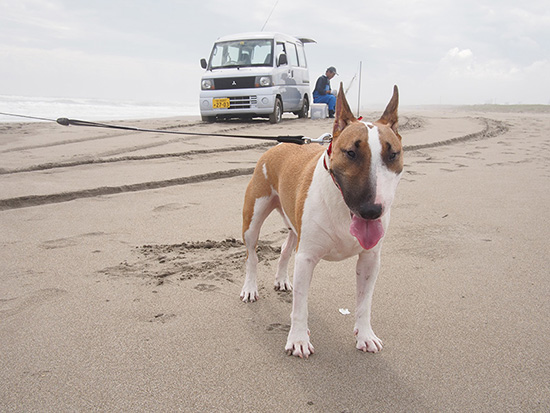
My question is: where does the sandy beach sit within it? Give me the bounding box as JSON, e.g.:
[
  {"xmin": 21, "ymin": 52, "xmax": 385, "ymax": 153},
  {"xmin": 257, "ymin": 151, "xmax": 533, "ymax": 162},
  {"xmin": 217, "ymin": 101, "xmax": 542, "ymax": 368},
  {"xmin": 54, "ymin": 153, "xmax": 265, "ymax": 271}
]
[{"xmin": 1, "ymin": 107, "xmax": 549, "ymax": 411}]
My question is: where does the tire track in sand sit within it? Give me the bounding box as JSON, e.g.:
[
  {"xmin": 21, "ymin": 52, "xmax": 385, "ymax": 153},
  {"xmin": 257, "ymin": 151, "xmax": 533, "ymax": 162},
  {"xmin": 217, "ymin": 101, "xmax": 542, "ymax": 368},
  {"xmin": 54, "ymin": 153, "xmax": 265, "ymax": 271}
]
[
  {"xmin": 0, "ymin": 168, "xmax": 255, "ymax": 211},
  {"xmin": 0, "ymin": 142, "xmax": 273, "ymax": 175},
  {"xmin": 0, "ymin": 120, "xmax": 253, "ymax": 154},
  {"xmin": 0, "ymin": 117, "xmax": 507, "ymax": 211},
  {"xmin": 1, "ymin": 116, "xmax": 423, "ymax": 175}
]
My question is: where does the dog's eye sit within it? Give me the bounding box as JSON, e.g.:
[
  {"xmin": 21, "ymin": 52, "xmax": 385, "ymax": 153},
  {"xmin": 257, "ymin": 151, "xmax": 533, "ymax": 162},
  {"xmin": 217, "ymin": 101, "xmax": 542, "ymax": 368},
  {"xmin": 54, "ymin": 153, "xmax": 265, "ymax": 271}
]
[
  {"xmin": 346, "ymin": 150, "xmax": 356, "ymax": 160},
  {"xmin": 389, "ymin": 151, "xmax": 400, "ymax": 161}
]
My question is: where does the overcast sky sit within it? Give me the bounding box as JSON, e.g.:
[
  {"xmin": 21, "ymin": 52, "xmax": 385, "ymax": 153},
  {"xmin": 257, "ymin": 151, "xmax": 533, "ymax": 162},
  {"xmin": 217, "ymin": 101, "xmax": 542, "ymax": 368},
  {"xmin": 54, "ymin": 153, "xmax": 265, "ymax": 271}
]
[{"xmin": 1, "ymin": 0, "xmax": 549, "ymax": 106}]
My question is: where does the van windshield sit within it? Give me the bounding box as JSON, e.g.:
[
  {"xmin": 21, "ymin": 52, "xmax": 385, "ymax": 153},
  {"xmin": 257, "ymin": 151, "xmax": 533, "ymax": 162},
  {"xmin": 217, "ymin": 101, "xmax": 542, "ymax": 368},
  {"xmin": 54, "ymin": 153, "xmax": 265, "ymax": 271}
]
[{"xmin": 209, "ymin": 39, "xmax": 274, "ymax": 69}]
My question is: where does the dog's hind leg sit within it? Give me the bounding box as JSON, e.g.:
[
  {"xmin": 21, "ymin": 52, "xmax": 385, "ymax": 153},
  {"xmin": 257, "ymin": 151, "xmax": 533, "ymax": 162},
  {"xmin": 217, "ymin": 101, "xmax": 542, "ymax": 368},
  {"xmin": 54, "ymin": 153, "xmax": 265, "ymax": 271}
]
[
  {"xmin": 274, "ymin": 227, "xmax": 296, "ymax": 291},
  {"xmin": 241, "ymin": 192, "xmax": 278, "ymax": 302}
]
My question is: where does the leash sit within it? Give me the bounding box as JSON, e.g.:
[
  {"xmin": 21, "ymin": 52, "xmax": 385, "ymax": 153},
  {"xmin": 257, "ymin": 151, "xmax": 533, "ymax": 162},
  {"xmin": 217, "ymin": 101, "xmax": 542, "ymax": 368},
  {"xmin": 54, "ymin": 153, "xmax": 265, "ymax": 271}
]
[{"xmin": 0, "ymin": 111, "xmax": 332, "ymax": 145}]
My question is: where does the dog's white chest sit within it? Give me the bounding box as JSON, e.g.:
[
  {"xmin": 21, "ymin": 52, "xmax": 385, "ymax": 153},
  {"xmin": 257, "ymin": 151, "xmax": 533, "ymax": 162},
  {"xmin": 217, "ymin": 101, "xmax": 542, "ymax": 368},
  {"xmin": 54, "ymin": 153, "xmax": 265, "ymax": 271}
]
[
  {"xmin": 322, "ymin": 236, "xmax": 363, "ymax": 261},
  {"xmin": 299, "ymin": 157, "xmax": 366, "ymax": 261}
]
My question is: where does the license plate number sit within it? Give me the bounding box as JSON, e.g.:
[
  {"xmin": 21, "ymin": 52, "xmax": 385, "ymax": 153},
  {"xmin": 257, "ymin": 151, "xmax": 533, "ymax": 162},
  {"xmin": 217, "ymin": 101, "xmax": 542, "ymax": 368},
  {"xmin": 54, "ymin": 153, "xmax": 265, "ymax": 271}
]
[{"xmin": 212, "ymin": 98, "xmax": 230, "ymax": 109}]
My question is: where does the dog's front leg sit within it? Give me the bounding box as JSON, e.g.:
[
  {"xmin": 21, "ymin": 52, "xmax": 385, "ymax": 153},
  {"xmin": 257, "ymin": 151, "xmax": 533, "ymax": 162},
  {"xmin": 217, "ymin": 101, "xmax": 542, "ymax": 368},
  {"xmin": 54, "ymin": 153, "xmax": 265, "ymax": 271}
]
[
  {"xmin": 285, "ymin": 253, "xmax": 318, "ymax": 358},
  {"xmin": 354, "ymin": 249, "xmax": 383, "ymax": 353}
]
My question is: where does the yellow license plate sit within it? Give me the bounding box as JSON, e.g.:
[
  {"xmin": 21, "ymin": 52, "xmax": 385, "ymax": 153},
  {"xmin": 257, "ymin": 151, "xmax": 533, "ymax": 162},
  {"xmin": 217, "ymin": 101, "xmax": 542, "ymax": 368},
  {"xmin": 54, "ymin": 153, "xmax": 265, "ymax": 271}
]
[{"xmin": 212, "ymin": 98, "xmax": 230, "ymax": 109}]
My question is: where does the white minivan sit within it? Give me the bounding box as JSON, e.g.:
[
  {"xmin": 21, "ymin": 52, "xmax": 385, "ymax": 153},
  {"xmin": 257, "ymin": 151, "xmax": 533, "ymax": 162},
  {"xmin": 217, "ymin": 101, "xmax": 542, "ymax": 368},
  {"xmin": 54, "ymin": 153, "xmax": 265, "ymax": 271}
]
[{"xmin": 199, "ymin": 32, "xmax": 315, "ymax": 123}]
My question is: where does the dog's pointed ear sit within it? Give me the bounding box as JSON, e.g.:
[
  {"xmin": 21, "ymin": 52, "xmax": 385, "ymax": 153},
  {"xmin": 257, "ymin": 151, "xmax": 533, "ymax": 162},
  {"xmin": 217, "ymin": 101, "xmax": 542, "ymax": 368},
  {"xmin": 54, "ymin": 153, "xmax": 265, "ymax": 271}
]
[
  {"xmin": 332, "ymin": 82, "xmax": 356, "ymax": 139},
  {"xmin": 378, "ymin": 85, "xmax": 400, "ymax": 139}
]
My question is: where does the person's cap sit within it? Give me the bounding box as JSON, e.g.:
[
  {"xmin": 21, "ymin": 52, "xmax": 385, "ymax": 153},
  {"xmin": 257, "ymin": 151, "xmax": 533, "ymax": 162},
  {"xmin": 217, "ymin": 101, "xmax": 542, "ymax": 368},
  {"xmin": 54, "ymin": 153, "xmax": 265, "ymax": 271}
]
[{"xmin": 327, "ymin": 66, "xmax": 338, "ymax": 75}]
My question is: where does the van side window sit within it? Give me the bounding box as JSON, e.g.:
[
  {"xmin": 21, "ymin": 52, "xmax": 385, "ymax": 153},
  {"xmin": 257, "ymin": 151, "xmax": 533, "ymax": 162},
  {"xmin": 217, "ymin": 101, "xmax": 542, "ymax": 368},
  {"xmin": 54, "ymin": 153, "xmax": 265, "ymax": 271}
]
[
  {"xmin": 276, "ymin": 42, "xmax": 287, "ymax": 65},
  {"xmin": 286, "ymin": 43, "xmax": 299, "ymax": 66},
  {"xmin": 297, "ymin": 44, "xmax": 307, "ymax": 68}
]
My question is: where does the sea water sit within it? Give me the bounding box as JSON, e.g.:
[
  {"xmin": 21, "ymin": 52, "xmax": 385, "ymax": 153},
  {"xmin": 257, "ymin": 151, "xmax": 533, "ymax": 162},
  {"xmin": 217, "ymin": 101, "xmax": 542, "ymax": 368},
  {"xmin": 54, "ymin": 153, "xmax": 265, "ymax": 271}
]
[{"xmin": 0, "ymin": 95, "xmax": 199, "ymax": 123}]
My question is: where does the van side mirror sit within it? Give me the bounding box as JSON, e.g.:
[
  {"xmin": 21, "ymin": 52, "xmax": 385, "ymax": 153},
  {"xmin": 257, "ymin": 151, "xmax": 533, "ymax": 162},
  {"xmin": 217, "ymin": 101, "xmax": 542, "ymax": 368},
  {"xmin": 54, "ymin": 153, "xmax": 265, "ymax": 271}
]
[
  {"xmin": 277, "ymin": 53, "xmax": 288, "ymax": 66},
  {"xmin": 200, "ymin": 58, "xmax": 207, "ymax": 69}
]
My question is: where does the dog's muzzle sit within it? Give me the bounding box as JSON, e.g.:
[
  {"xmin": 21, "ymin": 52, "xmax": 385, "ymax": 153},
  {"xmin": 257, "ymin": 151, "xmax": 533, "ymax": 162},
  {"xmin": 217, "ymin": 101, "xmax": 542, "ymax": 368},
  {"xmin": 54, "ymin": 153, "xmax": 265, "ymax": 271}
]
[{"xmin": 358, "ymin": 203, "xmax": 383, "ymax": 220}]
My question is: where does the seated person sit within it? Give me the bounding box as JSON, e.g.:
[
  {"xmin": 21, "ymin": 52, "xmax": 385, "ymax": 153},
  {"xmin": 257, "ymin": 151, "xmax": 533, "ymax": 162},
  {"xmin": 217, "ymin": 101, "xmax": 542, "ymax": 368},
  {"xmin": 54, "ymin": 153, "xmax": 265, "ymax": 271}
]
[{"xmin": 312, "ymin": 66, "xmax": 338, "ymax": 118}]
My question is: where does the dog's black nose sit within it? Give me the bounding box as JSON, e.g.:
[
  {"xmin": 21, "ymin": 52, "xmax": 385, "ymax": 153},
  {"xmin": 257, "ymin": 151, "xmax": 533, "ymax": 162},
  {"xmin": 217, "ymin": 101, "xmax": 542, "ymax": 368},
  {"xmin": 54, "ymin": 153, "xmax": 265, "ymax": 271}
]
[{"xmin": 360, "ymin": 203, "xmax": 382, "ymax": 220}]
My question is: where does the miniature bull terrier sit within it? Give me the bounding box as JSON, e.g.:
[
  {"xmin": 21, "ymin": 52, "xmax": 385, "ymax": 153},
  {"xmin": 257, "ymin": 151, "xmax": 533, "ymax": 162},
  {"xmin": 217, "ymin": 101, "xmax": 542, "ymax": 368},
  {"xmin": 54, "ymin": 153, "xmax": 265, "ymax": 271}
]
[{"xmin": 240, "ymin": 85, "xmax": 403, "ymax": 358}]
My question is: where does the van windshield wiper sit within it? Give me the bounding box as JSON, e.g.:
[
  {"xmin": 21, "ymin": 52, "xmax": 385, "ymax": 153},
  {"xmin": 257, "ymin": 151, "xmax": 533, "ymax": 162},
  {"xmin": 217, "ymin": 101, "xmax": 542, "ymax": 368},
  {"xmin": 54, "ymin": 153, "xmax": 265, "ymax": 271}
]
[
  {"xmin": 212, "ymin": 63, "xmax": 264, "ymax": 70},
  {"xmin": 211, "ymin": 64, "xmax": 240, "ymax": 69}
]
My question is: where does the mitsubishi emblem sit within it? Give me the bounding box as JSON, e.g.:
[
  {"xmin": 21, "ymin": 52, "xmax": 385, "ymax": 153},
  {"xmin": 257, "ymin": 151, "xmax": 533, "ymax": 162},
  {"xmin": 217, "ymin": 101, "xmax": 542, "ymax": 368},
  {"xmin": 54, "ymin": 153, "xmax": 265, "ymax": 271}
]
[{"xmin": 232, "ymin": 81, "xmax": 237, "ymax": 86}]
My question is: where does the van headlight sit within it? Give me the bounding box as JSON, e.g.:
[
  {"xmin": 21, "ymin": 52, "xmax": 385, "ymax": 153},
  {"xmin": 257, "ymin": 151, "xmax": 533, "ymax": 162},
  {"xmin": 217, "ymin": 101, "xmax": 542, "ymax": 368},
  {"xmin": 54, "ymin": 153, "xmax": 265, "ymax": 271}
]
[
  {"xmin": 201, "ymin": 79, "xmax": 214, "ymax": 90},
  {"xmin": 255, "ymin": 76, "xmax": 272, "ymax": 87}
]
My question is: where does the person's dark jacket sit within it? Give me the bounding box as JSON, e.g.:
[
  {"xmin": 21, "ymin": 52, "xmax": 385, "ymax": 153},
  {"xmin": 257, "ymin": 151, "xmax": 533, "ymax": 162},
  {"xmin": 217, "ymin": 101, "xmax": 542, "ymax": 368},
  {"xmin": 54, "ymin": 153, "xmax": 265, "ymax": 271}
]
[{"xmin": 313, "ymin": 75, "xmax": 330, "ymax": 96}]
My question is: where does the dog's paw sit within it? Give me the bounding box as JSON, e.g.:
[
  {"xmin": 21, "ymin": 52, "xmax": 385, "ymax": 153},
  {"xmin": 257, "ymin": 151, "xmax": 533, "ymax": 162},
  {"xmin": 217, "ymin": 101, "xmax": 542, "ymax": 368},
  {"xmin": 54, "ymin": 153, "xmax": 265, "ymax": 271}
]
[
  {"xmin": 240, "ymin": 287, "xmax": 258, "ymax": 303},
  {"xmin": 354, "ymin": 328, "xmax": 383, "ymax": 353},
  {"xmin": 285, "ymin": 330, "xmax": 314, "ymax": 359},
  {"xmin": 274, "ymin": 279, "xmax": 292, "ymax": 291}
]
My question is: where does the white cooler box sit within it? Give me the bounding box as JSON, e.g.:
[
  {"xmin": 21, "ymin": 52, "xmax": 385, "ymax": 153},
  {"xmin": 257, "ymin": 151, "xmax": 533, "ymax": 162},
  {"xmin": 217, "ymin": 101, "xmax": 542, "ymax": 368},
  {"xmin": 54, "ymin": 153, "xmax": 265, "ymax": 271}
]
[{"xmin": 310, "ymin": 103, "xmax": 328, "ymax": 119}]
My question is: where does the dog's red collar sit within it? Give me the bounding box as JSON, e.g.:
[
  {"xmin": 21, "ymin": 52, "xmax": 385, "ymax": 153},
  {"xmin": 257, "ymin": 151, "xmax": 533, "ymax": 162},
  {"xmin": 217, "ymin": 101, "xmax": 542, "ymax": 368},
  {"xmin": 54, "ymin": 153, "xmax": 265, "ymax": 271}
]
[
  {"xmin": 323, "ymin": 142, "xmax": 344, "ymax": 195},
  {"xmin": 323, "ymin": 141, "xmax": 332, "ymax": 171}
]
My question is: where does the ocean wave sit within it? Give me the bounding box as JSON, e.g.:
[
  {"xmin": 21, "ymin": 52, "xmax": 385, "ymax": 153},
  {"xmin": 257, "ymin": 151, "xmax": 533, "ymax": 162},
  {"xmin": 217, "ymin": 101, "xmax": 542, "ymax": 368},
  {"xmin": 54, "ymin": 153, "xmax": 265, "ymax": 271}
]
[{"xmin": 0, "ymin": 95, "xmax": 199, "ymax": 122}]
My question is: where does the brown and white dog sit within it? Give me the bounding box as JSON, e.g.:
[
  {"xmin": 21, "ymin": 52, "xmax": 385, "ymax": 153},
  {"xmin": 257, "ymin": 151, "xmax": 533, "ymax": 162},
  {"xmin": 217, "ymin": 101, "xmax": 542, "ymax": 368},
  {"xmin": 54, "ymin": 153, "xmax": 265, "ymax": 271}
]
[{"xmin": 240, "ymin": 85, "xmax": 403, "ymax": 358}]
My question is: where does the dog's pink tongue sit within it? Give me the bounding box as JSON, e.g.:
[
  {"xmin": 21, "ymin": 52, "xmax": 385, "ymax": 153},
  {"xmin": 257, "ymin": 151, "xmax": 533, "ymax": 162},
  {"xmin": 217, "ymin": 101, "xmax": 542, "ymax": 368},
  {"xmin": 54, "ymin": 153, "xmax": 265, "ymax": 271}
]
[{"xmin": 350, "ymin": 216, "xmax": 384, "ymax": 250}]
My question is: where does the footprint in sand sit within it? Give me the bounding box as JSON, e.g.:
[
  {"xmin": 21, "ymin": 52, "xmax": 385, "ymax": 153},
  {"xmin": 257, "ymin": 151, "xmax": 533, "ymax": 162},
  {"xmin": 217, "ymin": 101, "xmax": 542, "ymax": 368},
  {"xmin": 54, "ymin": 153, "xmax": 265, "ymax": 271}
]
[
  {"xmin": 41, "ymin": 232, "xmax": 106, "ymax": 249},
  {"xmin": 0, "ymin": 288, "xmax": 67, "ymax": 319},
  {"xmin": 266, "ymin": 323, "xmax": 290, "ymax": 333},
  {"xmin": 152, "ymin": 203, "xmax": 188, "ymax": 212},
  {"xmin": 194, "ymin": 283, "xmax": 219, "ymax": 293},
  {"xmin": 276, "ymin": 290, "xmax": 292, "ymax": 303},
  {"xmin": 149, "ymin": 313, "xmax": 176, "ymax": 323}
]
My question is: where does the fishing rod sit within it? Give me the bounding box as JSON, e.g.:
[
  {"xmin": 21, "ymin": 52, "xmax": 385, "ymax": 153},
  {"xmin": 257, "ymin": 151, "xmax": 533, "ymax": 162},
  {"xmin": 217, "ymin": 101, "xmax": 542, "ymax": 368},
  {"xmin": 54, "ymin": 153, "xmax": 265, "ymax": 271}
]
[
  {"xmin": 345, "ymin": 72, "xmax": 357, "ymax": 94},
  {"xmin": 261, "ymin": 0, "xmax": 279, "ymax": 31},
  {"xmin": 343, "ymin": 61, "xmax": 363, "ymax": 118},
  {"xmin": 357, "ymin": 60, "xmax": 363, "ymax": 118}
]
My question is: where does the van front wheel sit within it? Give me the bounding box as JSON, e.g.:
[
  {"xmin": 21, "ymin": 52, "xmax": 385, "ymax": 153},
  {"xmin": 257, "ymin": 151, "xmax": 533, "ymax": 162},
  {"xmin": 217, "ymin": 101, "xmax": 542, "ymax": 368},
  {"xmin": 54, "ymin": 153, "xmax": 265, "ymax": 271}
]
[
  {"xmin": 297, "ymin": 96, "xmax": 309, "ymax": 119},
  {"xmin": 269, "ymin": 98, "xmax": 283, "ymax": 124}
]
